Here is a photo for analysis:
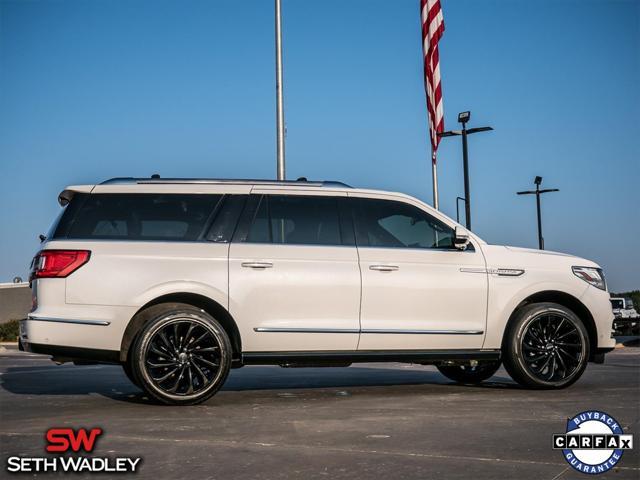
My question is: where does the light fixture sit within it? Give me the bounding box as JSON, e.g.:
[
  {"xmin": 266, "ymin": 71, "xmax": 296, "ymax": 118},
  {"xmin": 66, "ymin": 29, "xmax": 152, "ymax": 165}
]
[{"xmin": 458, "ymin": 111, "xmax": 471, "ymax": 123}]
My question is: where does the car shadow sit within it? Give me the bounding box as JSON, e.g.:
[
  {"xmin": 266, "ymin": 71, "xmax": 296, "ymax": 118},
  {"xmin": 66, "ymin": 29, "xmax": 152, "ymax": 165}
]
[{"xmin": 0, "ymin": 361, "xmax": 520, "ymax": 405}]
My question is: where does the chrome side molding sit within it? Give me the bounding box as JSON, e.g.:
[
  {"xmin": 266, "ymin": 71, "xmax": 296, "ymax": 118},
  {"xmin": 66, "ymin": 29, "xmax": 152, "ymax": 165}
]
[
  {"xmin": 255, "ymin": 327, "xmax": 483, "ymax": 335},
  {"xmin": 26, "ymin": 315, "xmax": 111, "ymax": 326},
  {"xmin": 254, "ymin": 327, "xmax": 359, "ymax": 334},
  {"xmin": 493, "ymin": 268, "xmax": 525, "ymax": 277},
  {"xmin": 361, "ymin": 329, "xmax": 484, "ymax": 335},
  {"xmin": 460, "ymin": 267, "xmax": 525, "ymax": 277}
]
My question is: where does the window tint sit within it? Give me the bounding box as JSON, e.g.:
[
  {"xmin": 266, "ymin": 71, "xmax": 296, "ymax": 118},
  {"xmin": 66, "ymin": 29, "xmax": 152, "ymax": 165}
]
[
  {"xmin": 206, "ymin": 195, "xmax": 247, "ymax": 243},
  {"xmin": 354, "ymin": 198, "xmax": 454, "ymax": 249},
  {"xmin": 54, "ymin": 193, "xmax": 222, "ymax": 241},
  {"xmin": 246, "ymin": 195, "xmax": 343, "ymax": 246}
]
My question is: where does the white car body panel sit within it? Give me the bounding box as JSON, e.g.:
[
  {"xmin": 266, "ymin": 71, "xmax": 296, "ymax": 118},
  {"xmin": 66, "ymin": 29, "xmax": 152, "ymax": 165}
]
[
  {"xmin": 229, "ymin": 242, "xmax": 361, "ymax": 352},
  {"xmin": 22, "ymin": 180, "xmax": 616, "ymax": 365}
]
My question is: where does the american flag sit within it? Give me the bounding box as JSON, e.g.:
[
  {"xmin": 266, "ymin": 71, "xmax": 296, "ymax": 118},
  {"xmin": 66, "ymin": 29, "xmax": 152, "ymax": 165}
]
[{"xmin": 421, "ymin": 0, "xmax": 445, "ymax": 164}]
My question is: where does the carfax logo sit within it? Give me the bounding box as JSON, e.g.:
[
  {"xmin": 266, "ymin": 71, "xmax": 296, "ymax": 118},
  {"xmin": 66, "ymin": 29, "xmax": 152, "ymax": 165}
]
[
  {"xmin": 553, "ymin": 411, "xmax": 634, "ymax": 475},
  {"xmin": 5, "ymin": 427, "xmax": 142, "ymax": 474}
]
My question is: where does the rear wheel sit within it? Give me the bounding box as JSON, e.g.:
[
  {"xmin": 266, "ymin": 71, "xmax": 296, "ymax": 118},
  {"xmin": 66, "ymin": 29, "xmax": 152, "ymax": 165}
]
[
  {"xmin": 503, "ymin": 302, "xmax": 589, "ymax": 389},
  {"xmin": 121, "ymin": 359, "xmax": 141, "ymax": 388},
  {"xmin": 131, "ymin": 304, "xmax": 232, "ymax": 405},
  {"xmin": 437, "ymin": 360, "xmax": 501, "ymax": 384}
]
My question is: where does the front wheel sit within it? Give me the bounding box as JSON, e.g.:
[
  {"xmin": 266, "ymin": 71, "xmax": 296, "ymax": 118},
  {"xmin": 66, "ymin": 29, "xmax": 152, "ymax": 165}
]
[
  {"xmin": 503, "ymin": 302, "xmax": 589, "ymax": 389},
  {"xmin": 131, "ymin": 304, "xmax": 232, "ymax": 405},
  {"xmin": 437, "ymin": 360, "xmax": 501, "ymax": 384}
]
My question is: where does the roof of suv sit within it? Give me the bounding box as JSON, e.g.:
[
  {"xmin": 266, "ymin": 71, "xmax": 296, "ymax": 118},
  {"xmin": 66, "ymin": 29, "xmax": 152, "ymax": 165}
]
[
  {"xmin": 59, "ymin": 177, "xmax": 423, "ymax": 211},
  {"xmin": 59, "ymin": 177, "xmax": 357, "ymax": 205},
  {"xmin": 99, "ymin": 177, "xmax": 353, "ymax": 188}
]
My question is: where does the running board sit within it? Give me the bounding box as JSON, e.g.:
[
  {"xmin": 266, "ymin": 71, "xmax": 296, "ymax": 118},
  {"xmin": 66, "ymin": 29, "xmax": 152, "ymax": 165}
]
[{"xmin": 242, "ymin": 349, "xmax": 501, "ymax": 366}]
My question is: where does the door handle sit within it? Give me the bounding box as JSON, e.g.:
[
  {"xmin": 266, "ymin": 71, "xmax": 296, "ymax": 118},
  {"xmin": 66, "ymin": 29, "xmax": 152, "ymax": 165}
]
[
  {"xmin": 369, "ymin": 264, "xmax": 399, "ymax": 272},
  {"xmin": 241, "ymin": 261, "xmax": 273, "ymax": 269}
]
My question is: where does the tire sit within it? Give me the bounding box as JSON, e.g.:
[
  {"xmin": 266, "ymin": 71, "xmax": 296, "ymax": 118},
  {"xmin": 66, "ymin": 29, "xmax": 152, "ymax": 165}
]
[
  {"xmin": 131, "ymin": 303, "xmax": 232, "ymax": 405},
  {"xmin": 437, "ymin": 360, "xmax": 501, "ymax": 384},
  {"xmin": 502, "ymin": 302, "xmax": 589, "ymax": 389},
  {"xmin": 121, "ymin": 359, "xmax": 141, "ymax": 388}
]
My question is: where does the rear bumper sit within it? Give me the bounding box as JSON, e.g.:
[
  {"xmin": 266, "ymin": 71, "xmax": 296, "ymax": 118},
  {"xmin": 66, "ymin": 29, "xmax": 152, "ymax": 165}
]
[
  {"xmin": 19, "ymin": 318, "xmax": 120, "ymax": 364},
  {"xmin": 20, "ymin": 311, "xmax": 129, "ymax": 353},
  {"xmin": 19, "ymin": 336, "xmax": 119, "ymax": 364}
]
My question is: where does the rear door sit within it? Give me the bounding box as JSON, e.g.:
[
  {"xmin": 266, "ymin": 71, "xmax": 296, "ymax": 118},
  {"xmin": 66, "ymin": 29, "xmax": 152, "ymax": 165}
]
[{"xmin": 228, "ymin": 190, "xmax": 361, "ymax": 353}]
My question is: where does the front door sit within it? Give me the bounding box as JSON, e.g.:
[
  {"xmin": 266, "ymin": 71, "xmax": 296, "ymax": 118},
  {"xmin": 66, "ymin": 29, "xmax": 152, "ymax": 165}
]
[
  {"xmin": 229, "ymin": 191, "xmax": 361, "ymax": 353},
  {"xmin": 352, "ymin": 195, "xmax": 488, "ymax": 351}
]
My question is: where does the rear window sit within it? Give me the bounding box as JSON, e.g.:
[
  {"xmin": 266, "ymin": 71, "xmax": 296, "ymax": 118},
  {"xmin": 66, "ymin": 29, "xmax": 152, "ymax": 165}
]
[{"xmin": 53, "ymin": 193, "xmax": 222, "ymax": 241}]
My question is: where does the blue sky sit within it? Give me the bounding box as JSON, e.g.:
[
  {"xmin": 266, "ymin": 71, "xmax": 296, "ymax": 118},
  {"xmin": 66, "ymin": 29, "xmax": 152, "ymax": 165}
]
[{"xmin": 0, "ymin": 0, "xmax": 638, "ymax": 291}]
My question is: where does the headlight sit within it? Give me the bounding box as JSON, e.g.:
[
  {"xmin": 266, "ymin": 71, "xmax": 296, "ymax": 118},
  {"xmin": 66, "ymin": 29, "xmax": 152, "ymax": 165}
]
[{"xmin": 572, "ymin": 266, "xmax": 607, "ymax": 291}]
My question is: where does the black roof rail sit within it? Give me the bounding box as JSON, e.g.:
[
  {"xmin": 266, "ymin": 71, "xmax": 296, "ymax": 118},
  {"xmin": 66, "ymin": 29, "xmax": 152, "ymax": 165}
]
[{"xmin": 99, "ymin": 177, "xmax": 352, "ymax": 188}]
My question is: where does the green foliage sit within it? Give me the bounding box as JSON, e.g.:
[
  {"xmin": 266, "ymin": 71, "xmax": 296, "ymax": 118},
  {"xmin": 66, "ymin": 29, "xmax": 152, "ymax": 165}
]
[
  {"xmin": 0, "ymin": 319, "xmax": 20, "ymax": 342},
  {"xmin": 611, "ymin": 290, "xmax": 640, "ymax": 309}
]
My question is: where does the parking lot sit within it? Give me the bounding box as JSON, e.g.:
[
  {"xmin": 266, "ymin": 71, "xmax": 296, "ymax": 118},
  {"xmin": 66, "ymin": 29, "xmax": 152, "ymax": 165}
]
[{"xmin": 1, "ymin": 344, "xmax": 638, "ymax": 480}]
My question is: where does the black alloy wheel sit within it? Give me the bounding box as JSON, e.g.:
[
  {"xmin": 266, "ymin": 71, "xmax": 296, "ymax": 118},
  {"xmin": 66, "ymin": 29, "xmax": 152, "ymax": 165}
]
[
  {"xmin": 503, "ymin": 302, "xmax": 589, "ymax": 389},
  {"xmin": 132, "ymin": 304, "xmax": 232, "ymax": 405}
]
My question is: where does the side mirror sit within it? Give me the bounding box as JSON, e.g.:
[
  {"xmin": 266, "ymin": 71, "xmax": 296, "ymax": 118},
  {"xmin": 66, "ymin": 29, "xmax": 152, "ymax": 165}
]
[{"xmin": 453, "ymin": 227, "xmax": 470, "ymax": 250}]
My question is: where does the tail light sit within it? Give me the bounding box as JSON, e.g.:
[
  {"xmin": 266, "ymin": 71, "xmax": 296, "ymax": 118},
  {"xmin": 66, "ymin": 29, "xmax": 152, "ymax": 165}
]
[{"xmin": 30, "ymin": 250, "xmax": 91, "ymax": 280}]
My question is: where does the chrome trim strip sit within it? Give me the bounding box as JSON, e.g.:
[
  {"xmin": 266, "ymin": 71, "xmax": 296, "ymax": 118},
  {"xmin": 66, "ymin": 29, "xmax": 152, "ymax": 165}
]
[
  {"xmin": 26, "ymin": 316, "xmax": 111, "ymax": 326},
  {"xmin": 460, "ymin": 267, "xmax": 487, "ymax": 274},
  {"xmin": 494, "ymin": 268, "xmax": 525, "ymax": 277},
  {"xmin": 254, "ymin": 327, "xmax": 359, "ymax": 334},
  {"xmin": 361, "ymin": 329, "xmax": 484, "ymax": 335},
  {"xmin": 459, "ymin": 267, "xmax": 525, "ymax": 277},
  {"xmin": 254, "ymin": 327, "xmax": 483, "ymax": 335}
]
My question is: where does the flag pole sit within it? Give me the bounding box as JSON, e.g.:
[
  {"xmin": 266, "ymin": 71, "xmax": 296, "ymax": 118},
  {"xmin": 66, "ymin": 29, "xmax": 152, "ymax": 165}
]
[
  {"xmin": 275, "ymin": 0, "xmax": 286, "ymax": 180},
  {"xmin": 421, "ymin": 0, "xmax": 445, "ymax": 211},
  {"xmin": 431, "ymin": 153, "xmax": 439, "ymax": 210}
]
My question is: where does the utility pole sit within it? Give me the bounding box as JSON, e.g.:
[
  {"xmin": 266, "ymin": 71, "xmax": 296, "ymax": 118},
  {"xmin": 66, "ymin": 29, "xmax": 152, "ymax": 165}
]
[
  {"xmin": 275, "ymin": 0, "xmax": 286, "ymax": 180},
  {"xmin": 517, "ymin": 176, "xmax": 559, "ymax": 250},
  {"xmin": 439, "ymin": 111, "xmax": 492, "ymax": 230}
]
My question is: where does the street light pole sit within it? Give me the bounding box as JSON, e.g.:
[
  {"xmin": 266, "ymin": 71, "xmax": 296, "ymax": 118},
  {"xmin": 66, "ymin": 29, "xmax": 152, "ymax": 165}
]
[
  {"xmin": 535, "ymin": 186, "xmax": 543, "ymax": 250},
  {"xmin": 439, "ymin": 111, "xmax": 492, "ymax": 231},
  {"xmin": 461, "ymin": 121, "xmax": 471, "ymax": 229},
  {"xmin": 517, "ymin": 176, "xmax": 559, "ymax": 250},
  {"xmin": 275, "ymin": 0, "xmax": 286, "ymax": 180}
]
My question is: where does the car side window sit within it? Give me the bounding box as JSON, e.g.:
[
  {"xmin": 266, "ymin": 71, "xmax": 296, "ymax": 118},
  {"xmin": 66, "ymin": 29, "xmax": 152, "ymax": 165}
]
[
  {"xmin": 354, "ymin": 198, "xmax": 455, "ymax": 249},
  {"xmin": 56, "ymin": 194, "xmax": 223, "ymax": 242},
  {"xmin": 246, "ymin": 195, "xmax": 343, "ymax": 246}
]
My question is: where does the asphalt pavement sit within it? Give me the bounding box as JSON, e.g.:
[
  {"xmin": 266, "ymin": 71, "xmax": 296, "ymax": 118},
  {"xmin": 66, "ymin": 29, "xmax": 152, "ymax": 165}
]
[{"xmin": 1, "ymin": 344, "xmax": 638, "ymax": 479}]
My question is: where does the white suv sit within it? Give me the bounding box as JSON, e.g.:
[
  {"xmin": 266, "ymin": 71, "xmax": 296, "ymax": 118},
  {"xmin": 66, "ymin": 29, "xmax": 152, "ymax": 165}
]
[{"xmin": 21, "ymin": 177, "xmax": 615, "ymax": 405}]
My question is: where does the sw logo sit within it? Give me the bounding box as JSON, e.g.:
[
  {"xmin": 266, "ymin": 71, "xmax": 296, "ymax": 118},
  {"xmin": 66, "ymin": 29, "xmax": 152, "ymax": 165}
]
[
  {"xmin": 45, "ymin": 427, "xmax": 103, "ymax": 453},
  {"xmin": 553, "ymin": 411, "xmax": 634, "ymax": 475},
  {"xmin": 5, "ymin": 427, "xmax": 141, "ymax": 474}
]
